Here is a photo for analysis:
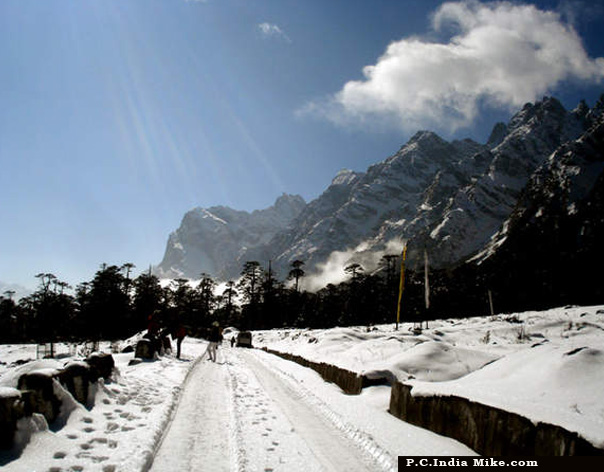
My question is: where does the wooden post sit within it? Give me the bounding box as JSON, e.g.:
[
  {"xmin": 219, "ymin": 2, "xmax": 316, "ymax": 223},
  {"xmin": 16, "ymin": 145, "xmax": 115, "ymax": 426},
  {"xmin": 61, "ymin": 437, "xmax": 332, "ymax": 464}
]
[
  {"xmin": 488, "ymin": 289, "xmax": 495, "ymax": 316},
  {"xmin": 395, "ymin": 245, "xmax": 407, "ymax": 330},
  {"xmin": 424, "ymin": 249, "xmax": 430, "ymax": 329}
]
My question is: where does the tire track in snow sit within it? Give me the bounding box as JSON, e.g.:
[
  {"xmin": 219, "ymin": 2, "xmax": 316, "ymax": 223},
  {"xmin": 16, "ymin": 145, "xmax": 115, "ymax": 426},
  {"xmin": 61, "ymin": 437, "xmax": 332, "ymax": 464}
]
[
  {"xmin": 149, "ymin": 354, "xmax": 232, "ymax": 471},
  {"xmin": 151, "ymin": 346, "xmax": 395, "ymax": 472},
  {"xmin": 226, "ymin": 348, "xmax": 326, "ymax": 472},
  {"xmin": 243, "ymin": 349, "xmax": 398, "ymax": 472},
  {"xmin": 238, "ymin": 349, "xmax": 394, "ymax": 472}
]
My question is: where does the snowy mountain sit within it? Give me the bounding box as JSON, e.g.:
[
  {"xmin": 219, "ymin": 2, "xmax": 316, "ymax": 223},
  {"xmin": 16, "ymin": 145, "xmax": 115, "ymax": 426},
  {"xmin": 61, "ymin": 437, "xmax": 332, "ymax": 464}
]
[
  {"xmin": 264, "ymin": 96, "xmax": 595, "ymax": 280},
  {"xmin": 155, "ymin": 194, "xmax": 306, "ymax": 280},
  {"xmin": 156, "ymin": 96, "xmax": 601, "ymax": 286},
  {"xmin": 422, "ymin": 97, "xmax": 591, "ymax": 268},
  {"xmin": 468, "ymin": 99, "xmax": 604, "ymax": 312},
  {"xmin": 264, "ymin": 131, "xmax": 488, "ymax": 278}
]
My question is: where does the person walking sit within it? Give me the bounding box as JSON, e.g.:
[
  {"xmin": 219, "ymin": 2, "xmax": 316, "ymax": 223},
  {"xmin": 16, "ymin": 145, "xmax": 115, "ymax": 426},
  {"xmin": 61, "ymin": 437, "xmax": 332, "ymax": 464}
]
[
  {"xmin": 206, "ymin": 322, "xmax": 223, "ymax": 362},
  {"xmin": 174, "ymin": 324, "xmax": 187, "ymax": 359}
]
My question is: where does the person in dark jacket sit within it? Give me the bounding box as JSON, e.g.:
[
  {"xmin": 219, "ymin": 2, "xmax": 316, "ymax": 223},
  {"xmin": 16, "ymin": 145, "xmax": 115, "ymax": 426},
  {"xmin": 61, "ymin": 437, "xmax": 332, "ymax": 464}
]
[
  {"xmin": 205, "ymin": 322, "xmax": 223, "ymax": 362},
  {"xmin": 174, "ymin": 324, "xmax": 187, "ymax": 359}
]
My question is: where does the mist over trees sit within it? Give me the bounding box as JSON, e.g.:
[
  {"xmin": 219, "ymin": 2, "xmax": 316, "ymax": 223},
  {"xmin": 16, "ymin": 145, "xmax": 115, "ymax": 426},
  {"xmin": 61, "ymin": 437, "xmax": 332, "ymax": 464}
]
[{"xmin": 0, "ymin": 254, "xmax": 501, "ymax": 344}]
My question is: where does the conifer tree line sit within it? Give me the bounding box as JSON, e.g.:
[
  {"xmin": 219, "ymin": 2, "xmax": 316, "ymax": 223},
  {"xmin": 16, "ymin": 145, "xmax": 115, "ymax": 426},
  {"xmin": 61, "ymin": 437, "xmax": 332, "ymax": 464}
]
[{"xmin": 0, "ymin": 256, "xmax": 498, "ymax": 344}]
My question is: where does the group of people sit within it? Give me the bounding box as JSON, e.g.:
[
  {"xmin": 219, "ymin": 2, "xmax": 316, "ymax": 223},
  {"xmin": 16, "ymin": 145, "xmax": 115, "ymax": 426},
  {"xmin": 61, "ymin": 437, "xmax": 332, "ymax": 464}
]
[
  {"xmin": 144, "ymin": 312, "xmax": 187, "ymax": 359},
  {"xmin": 144, "ymin": 312, "xmax": 228, "ymax": 362},
  {"xmin": 144, "ymin": 313, "xmax": 235, "ymax": 362}
]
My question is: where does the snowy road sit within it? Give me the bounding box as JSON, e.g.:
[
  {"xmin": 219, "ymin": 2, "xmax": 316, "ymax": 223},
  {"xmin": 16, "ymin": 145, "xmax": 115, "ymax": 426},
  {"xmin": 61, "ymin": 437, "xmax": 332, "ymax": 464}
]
[
  {"xmin": 149, "ymin": 346, "xmax": 476, "ymax": 472},
  {"xmin": 151, "ymin": 348, "xmax": 377, "ymax": 471}
]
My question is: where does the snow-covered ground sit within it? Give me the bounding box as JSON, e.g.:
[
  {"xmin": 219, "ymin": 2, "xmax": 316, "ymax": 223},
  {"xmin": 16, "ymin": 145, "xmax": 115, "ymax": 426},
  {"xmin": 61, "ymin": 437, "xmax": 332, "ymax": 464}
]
[
  {"xmin": 252, "ymin": 305, "xmax": 604, "ymax": 450},
  {"xmin": 0, "ymin": 305, "xmax": 603, "ymax": 471}
]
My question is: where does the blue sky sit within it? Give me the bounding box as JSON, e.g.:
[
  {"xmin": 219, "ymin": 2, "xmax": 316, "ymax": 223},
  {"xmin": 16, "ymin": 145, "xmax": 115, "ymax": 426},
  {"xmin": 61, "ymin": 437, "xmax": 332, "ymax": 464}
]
[{"xmin": 1, "ymin": 0, "xmax": 603, "ymax": 292}]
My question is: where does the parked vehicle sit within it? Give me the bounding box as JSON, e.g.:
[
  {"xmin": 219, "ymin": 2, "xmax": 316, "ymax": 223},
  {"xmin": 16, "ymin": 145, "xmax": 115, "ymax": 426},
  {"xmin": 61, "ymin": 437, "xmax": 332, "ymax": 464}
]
[{"xmin": 236, "ymin": 331, "xmax": 253, "ymax": 348}]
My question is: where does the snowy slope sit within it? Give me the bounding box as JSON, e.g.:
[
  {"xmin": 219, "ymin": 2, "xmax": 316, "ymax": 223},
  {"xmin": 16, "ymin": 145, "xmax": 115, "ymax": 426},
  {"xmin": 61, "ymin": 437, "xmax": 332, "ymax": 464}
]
[
  {"xmin": 1, "ymin": 305, "xmax": 603, "ymax": 470},
  {"xmin": 464, "ymin": 104, "xmax": 604, "ymax": 312},
  {"xmin": 252, "ymin": 305, "xmax": 604, "ymax": 450},
  {"xmin": 423, "ymin": 97, "xmax": 590, "ymax": 267},
  {"xmin": 267, "ymin": 131, "xmax": 488, "ymax": 279}
]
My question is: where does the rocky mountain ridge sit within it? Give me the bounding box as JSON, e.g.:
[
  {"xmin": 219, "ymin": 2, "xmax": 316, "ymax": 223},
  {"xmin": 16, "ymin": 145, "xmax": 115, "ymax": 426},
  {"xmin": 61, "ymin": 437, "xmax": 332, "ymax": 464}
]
[
  {"xmin": 468, "ymin": 105, "xmax": 604, "ymax": 311},
  {"xmin": 156, "ymin": 194, "xmax": 306, "ymax": 279},
  {"xmin": 155, "ymin": 95, "xmax": 603, "ymax": 288}
]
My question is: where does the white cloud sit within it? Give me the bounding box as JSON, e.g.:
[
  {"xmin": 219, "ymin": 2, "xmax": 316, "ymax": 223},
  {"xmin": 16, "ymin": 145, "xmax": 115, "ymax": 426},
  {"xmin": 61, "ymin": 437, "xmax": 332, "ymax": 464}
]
[
  {"xmin": 306, "ymin": 0, "xmax": 604, "ymax": 133},
  {"xmin": 257, "ymin": 22, "xmax": 291, "ymax": 43},
  {"xmin": 302, "ymin": 238, "xmax": 406, "ymax": 292}
]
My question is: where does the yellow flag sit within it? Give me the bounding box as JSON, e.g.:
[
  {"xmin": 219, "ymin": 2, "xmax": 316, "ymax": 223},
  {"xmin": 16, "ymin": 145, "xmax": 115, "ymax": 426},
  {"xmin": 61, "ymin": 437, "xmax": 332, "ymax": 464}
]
[{"xmin": 396, "ymin": 244, "xmax": 407, "ymax": 326}]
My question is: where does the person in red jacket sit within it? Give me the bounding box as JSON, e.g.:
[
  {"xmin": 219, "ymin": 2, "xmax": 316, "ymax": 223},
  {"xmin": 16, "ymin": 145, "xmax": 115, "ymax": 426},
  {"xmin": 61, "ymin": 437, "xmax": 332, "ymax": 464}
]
[{"xmin": 174, "ymin": 324, "xmax": 187, "ymax": 359}]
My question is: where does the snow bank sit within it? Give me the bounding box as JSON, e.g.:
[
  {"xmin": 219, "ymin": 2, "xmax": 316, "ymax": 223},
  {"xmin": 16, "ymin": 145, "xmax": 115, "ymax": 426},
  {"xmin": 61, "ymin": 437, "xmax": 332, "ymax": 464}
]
[
  {"xmin": 253, "ymin": 305, "xmax": 604, "ymax": 448},
  {"xmin": 0, "ymin": 338, "xmax": 207, "ymax": 471},
  {"xmin": 1, "ymin": 305, "xmax": 602, "ymax": 468}
]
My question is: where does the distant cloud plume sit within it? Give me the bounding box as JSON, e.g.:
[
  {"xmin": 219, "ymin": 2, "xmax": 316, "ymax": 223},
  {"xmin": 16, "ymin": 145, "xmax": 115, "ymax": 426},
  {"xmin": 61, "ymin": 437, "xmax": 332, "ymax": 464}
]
[
  {"xmin": 258, "ymin": 22, "xmax": 291, "ymax": 43},
  {"xmin": 302, "ymin": 238, "xmax": 406, "ymax": 292},
  {"xmin": 306, "ymin": 0, "xmax": 604, "ymax": 132}
]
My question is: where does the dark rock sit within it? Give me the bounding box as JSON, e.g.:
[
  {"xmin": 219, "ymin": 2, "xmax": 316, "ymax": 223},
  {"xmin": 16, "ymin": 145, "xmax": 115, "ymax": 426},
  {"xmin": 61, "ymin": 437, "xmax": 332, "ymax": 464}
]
[
  {"xmin": 58, "ymin": 362, "xmax": 91, "ymax": 405},
  {"xmin": 17, "ymin": 371, "xmax": 62, "ymax": 424},
  {"xmin": 135, "ymin": 339, "xmax": 155, "ymax": 360},
  {"xmin": 0, "ymin": 388, "xmax": 25, "ymax": 450},
  {"xmin": 85, "ymin": 353, "xmax": 115, "ymax": 381}
]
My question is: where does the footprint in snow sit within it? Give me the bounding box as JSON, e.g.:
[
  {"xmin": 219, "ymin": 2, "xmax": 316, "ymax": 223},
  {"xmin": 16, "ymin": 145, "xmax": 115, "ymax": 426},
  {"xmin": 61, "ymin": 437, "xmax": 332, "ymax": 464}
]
[
  {"xmin": 53, "ymin": 451, "xmax": 67, "ymax": 459},
  {"xmin": 119, "ymin": 412, "xmax": 138, "ymax": 420},
  {"xmin": 105, "ymin": 422, "xmax": 119, "ymax": 433},
  {"xmin": 94, "ymin": 437, "xmax": 117, "ymax": 448}
]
